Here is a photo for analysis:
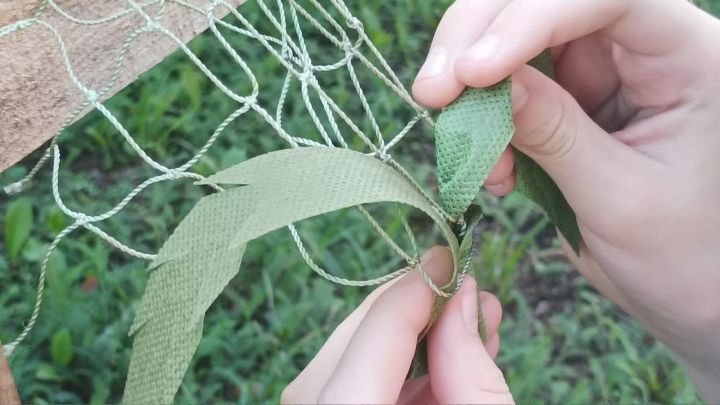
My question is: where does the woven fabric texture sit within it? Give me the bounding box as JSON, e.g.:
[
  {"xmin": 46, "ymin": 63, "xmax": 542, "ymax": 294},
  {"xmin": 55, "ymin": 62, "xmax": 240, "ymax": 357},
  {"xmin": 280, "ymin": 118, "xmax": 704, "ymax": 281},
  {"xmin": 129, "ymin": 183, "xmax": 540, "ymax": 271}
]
[
  {"xmin": 433, "ymin": 50, "xmax": 580, "ymax": 252},
  {"xmin": 434, "ymin": 80, "xmax": 514, "ymax": 218},
  {"xmin": 124, "ymin": 147, "xmax": 470, "ymax": 403},
  {"xmin": 124, "ymin": 189, "xmax": 250, "ymax": 403}
]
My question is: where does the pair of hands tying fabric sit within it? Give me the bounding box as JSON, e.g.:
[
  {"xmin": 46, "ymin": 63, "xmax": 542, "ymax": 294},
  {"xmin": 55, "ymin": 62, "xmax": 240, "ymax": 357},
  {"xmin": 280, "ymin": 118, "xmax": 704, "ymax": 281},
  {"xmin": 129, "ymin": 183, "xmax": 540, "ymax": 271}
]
[{"xmin": 283, "ymin": 0, "xmax": 720, "ymax": 402}]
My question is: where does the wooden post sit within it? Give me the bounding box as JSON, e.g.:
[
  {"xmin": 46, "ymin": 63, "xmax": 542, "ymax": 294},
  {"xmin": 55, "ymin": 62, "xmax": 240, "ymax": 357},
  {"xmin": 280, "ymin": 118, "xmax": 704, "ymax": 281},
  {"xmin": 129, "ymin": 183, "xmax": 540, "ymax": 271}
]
[
  {"xmin": 0, "ymin": 342, "xmax": 21, "ymax": 405},
  {"xmin": 0, "ymin": 0, "xmax": 243, "ymax": 172}
]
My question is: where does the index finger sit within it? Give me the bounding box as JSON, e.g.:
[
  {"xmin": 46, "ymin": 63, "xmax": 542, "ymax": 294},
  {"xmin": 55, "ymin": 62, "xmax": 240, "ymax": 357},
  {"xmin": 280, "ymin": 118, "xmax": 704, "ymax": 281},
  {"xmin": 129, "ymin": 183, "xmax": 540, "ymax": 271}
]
[
  {"xmin": 411, "ymin": 0, "xmax": 512, "ymax": 108},
  {"xmin": 316, "ymin": 247, "xmax": 454, "ymax": 404},
  {"xmin": 281, "ymin": 274, "xmax": 402, "ymax": 403}
]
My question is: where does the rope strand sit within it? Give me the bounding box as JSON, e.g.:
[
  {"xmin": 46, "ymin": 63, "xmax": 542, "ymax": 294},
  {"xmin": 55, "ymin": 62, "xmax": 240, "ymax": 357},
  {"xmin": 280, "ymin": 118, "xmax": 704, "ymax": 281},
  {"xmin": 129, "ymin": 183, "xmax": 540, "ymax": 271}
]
[{"xmin": 1, "ymin": 0, "xmax": 467, "ymax": 357}]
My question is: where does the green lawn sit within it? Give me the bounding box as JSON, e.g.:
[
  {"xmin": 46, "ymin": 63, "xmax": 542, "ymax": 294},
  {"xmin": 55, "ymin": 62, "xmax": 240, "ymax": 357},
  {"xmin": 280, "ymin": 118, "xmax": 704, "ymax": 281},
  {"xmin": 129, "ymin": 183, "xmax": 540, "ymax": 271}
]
[{"xmin": 2, "ymin": 1, "xmax": 717, "ymax": 403}]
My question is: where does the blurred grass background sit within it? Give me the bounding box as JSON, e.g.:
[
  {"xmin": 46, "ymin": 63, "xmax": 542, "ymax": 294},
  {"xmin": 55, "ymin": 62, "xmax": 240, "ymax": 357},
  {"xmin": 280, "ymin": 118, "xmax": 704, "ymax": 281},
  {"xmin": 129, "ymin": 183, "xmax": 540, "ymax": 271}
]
[{"xmin": 2, "ymin": 0, "xmax": 719, "ymax": 403}]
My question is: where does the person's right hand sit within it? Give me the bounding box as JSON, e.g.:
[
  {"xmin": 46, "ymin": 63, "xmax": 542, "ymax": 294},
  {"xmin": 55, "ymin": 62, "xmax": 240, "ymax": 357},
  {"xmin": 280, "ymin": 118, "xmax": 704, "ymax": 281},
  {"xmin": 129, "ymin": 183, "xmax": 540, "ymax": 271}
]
[{"xmin": 412, "ymin": 0, "xmax": 720, "ymax": 400}]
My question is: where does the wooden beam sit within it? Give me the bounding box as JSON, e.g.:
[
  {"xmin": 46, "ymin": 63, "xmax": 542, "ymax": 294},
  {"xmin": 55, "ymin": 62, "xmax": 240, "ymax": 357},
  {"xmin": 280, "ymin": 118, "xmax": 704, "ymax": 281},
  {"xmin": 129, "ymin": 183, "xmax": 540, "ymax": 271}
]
[{"xmin": 0, "ymin": 0, "xmax": 243, "ymax": 172}]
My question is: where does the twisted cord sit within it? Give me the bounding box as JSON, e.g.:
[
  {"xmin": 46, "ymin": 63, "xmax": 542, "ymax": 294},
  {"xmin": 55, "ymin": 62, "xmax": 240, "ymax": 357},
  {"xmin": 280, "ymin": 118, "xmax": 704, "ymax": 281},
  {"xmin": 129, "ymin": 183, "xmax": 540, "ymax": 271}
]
[{"xmin": 1, "ymin": 0, "xmax": 467, "ymax": 357}]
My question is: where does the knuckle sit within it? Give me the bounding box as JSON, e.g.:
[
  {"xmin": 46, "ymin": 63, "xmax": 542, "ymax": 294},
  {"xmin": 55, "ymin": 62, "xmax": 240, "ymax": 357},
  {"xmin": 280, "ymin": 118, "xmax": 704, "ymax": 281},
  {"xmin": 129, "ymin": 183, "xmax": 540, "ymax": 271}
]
[{"xmin": 522, "ymin": 98, "xmax": 579, "ymax": 161}]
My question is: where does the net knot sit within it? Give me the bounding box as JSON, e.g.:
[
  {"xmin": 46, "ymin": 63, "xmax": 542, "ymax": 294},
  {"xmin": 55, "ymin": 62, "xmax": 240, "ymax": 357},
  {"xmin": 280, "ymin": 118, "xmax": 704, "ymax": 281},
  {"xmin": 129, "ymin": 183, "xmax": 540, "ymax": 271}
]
[
  {"xmin": 346, "ymin": 17, "xmax": 363, "ymax": 30},
  {"xmin": 86, "ymin": 89, "xmax": 99, "ymax": 103},
  {"xmin": 299, "ymin": 68, "xmax": 315, "ymax": 84},
  {"xmin": 74, "ymin": 213, "xmax": 92, "ymax": 226},
  {"xmin": 145, "ymin": 20, "xmax": 160, "ymax": 31},
  {"xmin": 165, "ymin": 169, "xmax": 183, "ymax": 180},
  {"xmin": 4, "ymin": 180, "xmax": 25, "ymax": 195},
  {"xmin": 419, "ymin": 109, "xmax": 430, "ymax": 119},
  {"xmin": 341, "ymin": 40, "xmax": 355, "ymax": 55},
  {"xmin": 375, "ymin": 149, "xmax": 391, "ymax": 162}
]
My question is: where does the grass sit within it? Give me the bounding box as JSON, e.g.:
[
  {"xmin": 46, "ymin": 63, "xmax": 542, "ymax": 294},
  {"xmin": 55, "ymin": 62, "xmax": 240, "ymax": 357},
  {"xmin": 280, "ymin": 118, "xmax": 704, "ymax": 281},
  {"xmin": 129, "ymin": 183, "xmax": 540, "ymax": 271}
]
[{"xmin": 2, "ymin": 0, "xmax": 716, "ymax": 403}]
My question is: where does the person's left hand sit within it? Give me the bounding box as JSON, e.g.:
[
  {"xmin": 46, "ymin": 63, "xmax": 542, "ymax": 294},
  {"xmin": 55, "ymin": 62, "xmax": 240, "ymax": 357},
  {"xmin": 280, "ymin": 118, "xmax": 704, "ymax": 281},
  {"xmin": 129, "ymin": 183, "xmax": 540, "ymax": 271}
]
[{"xmin": 281, "ymin": 247, "xmax": 514, "ymax": 404}]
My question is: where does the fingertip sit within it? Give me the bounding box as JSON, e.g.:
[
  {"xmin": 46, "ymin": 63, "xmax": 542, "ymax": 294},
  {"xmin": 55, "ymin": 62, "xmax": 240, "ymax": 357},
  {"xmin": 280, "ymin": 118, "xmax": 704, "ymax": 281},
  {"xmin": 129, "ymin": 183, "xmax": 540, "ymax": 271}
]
[
  {"xmin": 318, "ymin": 247, "xmax": 454, "ymax": 403},
  {"xmin": 460, "ymin": 274, "xmax": 478, "ymax": 295},
  {"xmin": 427, "ymin": 289, "xmax": 512, "ymax": 403},
  {"xmin": 485, "ymin": 147, "xmax": 516, "ymax": 186},
  {"xmin": 371, "ymin": 246, "xmax": 452, "ymax": 333},
  {"xmin": 485, "ymin": 333, "xmax": 501, "ymax": 360},
  {"xmin": 485, "ymin": 174, "xmax": 516, "ymax": 196},
  {"xmin": 427, "ymin": 276, "xmax": 479, "ymax": 351},
  {"xmin": 422, "ymin": 245, "xmax": 453, "ymax": 262},
  {"xmin": 479, "ymin": 291, "xmax": 502, "ymax": 321},
  {"xmin": 419, "ymin": 246, "xmax": 455, "ymax": 287},
  {"xmin": 413, "ymin": 0, "xmax": 512, "ymax": 108},
  {"xmin": 479, "ymin": 291, "xmax": 503, "ymax": 336},
  {"xmin": 412, "ymin": 75, "xmax": 466, "ymax": 109},
  {"xmin": 454, "ymin": 51, "xmax": 514, "ymax": 89}
]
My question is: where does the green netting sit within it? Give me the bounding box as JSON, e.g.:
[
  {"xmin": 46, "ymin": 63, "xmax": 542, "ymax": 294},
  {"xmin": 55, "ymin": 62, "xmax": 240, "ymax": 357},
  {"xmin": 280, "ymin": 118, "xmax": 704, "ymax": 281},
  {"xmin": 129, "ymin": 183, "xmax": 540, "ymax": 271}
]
[
  {"xmin": 125, "ymin": 147, "xmax": 471, "ymax": 402},
  {"xmin": 1, "ymin": 0, "xmax": 579, "ymax": 402},
  {"xmin": 1, "ymin": 0, "xmax": 435, "ymax": 362}
]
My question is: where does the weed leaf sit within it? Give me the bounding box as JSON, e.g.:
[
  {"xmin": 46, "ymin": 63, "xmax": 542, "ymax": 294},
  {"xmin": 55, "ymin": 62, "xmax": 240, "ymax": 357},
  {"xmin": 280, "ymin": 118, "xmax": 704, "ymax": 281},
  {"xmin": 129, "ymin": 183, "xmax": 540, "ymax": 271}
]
[{"xmin": 5, "ymin": 197, "xmax": 33, "ymax": 264}]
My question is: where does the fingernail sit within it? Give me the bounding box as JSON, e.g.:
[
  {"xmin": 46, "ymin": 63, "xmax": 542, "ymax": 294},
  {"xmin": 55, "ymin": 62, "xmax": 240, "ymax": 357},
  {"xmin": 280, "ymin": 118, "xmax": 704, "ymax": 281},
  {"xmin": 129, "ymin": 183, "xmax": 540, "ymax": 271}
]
[
  {"xmin": 420, "ymin": 248, "xmax": 438, "ymax": 266},
  {"xmin": 418, "ymin": 247, "xmax": 453, "ymax": 287},
  {"xmin": 485, "ymin": 177, "xmax": 514, "ymax": 196},
  {"xmin": 468, "ymin": 35, "xmax": 501, "ymax": 63},
  {"xmin": 416, "ymin": 47, "xmax": 448, "ymax": 80},
  {"xmin": 512, "ymin": 79, "xmax": 529, "ymax": 113},
  {"xmin": 461, "ymin": 287, "xmax": 479, "ymax": 333}
]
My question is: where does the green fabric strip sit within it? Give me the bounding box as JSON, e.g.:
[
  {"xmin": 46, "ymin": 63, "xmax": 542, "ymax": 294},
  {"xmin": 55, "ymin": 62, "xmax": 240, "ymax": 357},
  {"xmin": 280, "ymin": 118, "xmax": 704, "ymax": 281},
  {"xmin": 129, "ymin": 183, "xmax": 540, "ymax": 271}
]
[
  {"xmin": 124, "ymin": 190, "xmax": 250, "ymax": 404},
  {"xmin": 435, "ymin": 80, "xmax": 514, "ymax": 218},
  {"xmin": 434, "ymin": 50, "xmax": 581, "ymax": 252},
  {"xmin": 199, "ymin": 148, "xmax": 458, "ymax": 255},
  {"xmin": 124, "ymin": 147, "xmax": 470, "ymax": 403},
  {"xmin": 514, "ymin": 150, "xmax": 581, "ymax": 252}
]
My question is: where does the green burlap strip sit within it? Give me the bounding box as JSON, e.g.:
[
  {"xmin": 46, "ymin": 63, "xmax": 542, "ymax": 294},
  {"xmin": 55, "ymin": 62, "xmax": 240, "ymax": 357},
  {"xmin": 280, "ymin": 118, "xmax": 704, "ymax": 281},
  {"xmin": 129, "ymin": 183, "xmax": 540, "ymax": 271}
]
[
  {"xmin": 123, "ymin": 147, "xmax": 475, "ymax": 403},
  {"xmin": 124, "ymin": 51, "xmax": 582, "ymax": 403},
  {"xmin": 514, "ymin": 151, "xmax": 581, "ymax": 252},
  {"xmin": 434, "ymin": 50, "xmax": 581, "ymax": 252},
  {"xmin": 435, "ymin": 79, "xmax": 514, "ymax": 219}
]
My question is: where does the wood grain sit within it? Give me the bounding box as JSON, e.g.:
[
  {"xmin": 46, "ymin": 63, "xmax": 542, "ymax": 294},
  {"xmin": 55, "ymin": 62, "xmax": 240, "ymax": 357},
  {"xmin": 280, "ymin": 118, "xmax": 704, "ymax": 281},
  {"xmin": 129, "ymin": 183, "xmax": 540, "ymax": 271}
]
[{"xmin": 0, "ymin": 0, "xmax": 243, "ymax": 171}]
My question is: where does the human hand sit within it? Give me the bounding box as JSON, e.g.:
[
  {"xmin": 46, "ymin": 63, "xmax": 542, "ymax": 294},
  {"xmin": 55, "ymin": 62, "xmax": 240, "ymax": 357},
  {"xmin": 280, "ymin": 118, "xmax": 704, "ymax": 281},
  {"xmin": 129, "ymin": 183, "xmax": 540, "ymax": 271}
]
[
  {"xmin": 281, "ymin": 247, "xmax": 513, "ymax": 404},
  {"xmin": 412, "ymin": 0, "xmax": 720, "ymax": 399}
]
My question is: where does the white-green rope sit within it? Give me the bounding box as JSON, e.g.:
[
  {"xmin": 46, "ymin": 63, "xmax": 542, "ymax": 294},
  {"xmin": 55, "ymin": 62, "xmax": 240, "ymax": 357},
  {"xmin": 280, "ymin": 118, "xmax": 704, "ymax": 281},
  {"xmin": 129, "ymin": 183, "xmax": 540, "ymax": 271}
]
[{"xmin": 1, "ymin": 0, "xmax": 461, "ymax": 357}]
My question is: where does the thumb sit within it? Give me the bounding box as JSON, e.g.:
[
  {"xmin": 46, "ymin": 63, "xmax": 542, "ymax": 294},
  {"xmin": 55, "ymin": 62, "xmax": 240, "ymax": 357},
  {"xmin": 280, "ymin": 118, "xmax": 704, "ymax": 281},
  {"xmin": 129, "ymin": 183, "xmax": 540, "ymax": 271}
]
[
  {"xmin": 509, "ymin": 65, "xmax": 651, "ymax": 225},
  {"xmin": 427, "ymin": 277, "xmax": 514, "ymax": 404}
]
